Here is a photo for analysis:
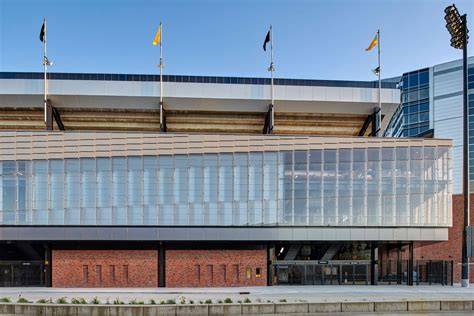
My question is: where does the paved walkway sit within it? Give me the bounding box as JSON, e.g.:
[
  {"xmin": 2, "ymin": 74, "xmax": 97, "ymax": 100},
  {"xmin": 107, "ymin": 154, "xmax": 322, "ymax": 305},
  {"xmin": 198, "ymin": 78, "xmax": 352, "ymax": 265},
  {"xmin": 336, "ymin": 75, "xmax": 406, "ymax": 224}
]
[{"xmin": 1, "ymin": 285, "xmax": 474, "ymax": 304}]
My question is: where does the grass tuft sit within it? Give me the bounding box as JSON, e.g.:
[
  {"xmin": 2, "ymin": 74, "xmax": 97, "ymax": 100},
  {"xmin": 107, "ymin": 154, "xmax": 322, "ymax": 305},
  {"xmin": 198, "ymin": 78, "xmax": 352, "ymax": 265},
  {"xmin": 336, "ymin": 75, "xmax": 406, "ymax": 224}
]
[
  {"xmin": 36, "ymin": 299, "xmax": 49, "ymax": 304},
  {"xmin": 17, "ymin": 297, "xmax": 30, "ymax": 304}
]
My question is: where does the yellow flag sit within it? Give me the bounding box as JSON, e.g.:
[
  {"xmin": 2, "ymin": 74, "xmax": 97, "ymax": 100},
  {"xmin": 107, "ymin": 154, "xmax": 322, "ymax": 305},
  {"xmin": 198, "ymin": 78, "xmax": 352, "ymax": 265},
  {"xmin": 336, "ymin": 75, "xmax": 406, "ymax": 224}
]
[
  {"xmin": 153, "ymin": 25, "xmax": 161, "ymax": 46},
  {"xmin": 365, "ymin": 33, "xmax": 378, "ymax": 51}
]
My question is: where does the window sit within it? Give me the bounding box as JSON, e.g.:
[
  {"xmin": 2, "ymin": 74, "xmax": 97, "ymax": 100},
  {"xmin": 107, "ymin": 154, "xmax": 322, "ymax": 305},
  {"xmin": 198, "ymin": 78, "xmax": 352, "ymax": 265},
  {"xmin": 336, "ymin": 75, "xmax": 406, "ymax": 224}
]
[
  {"xmin": 419, "ymin": 70, "xmax": 429, "ymax": 85},
  {"xmin": 195, "ymin": 265, "xmax": 200, "ymax": 286},
  {"xmin": 207, "ymin": 265, "xmax": 213, "ymax": 285},
  {"xmin": 256, "ymin": 267, "xmax": 262, "ymax": 278},
  {"xmin": 221, "ymin": 265, "xmax": 227, "ymax": 283},
  {"xmin": 96, "ymin": 265, "xmax": 102, "ymax": 284},
  {"xmin": 109, "ymin": 265, "xmax": 115, "ymax": 283},
  {"xmin": 246, "ymin": 267, "xmax": 252, "ymax": 279},
  {"xmin": 82, "ymin": 265, "xmax": 88, "ymax": 284},
  {"xmin": 123, "ymin": 265, "xmax": 129, "ymax": 284}
]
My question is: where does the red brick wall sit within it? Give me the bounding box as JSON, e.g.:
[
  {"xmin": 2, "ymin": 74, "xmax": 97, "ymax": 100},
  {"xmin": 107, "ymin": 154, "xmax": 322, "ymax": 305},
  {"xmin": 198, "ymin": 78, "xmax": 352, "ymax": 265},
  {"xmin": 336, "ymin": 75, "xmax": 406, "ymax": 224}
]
[
  {"xmin": 166, "ymin": 249, "xmax": 267, "ymax": 287},
  {"xmin": 52, "ymin": 250, "xmax": 158, "ymax": 287},
  {"xmin": 415, "ymin": 193, "xmax": 474, "ymax": 283}
]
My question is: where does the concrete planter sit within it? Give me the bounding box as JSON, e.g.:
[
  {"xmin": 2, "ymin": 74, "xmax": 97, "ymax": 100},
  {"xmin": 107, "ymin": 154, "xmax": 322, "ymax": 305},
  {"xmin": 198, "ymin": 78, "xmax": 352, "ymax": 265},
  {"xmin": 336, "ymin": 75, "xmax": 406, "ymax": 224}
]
[
  {"xmin": 408, "ymin": 300, "xmax": 441, "ymax": 311},
  {"xmin": 241, "ymin": 302, "xmax": 274, "ymax": 314},
  {"xmin": 1, "ymin": 299, "xmax": 473, "ymax": 315},
  {"xmin": 374, "ymin": 301, "xmax": 408, "ymax": 312},
  {"xmin": 308, "ymin": 302, "xmax": 341, "ymax": 313},
  {"xmin": 274, "ymin": 302, "xmax": 308, "ymax": 313},
  {"xmin": 208, "ymin": 303, "xmax": 241, "ymax": 315},
  {"xmin": 341, "ymin": 302, "xmax": 374, "ymax": 313},
  {"xmin": 440, "ymin": 300, "xmax": 473, "ymax": 311}
]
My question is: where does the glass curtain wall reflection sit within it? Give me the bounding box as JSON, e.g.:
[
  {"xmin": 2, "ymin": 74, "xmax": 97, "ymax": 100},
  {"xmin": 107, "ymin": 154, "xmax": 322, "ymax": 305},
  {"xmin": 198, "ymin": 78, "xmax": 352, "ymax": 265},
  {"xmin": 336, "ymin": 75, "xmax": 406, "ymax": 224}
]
[{"xmin": 0, "ymin": 146, "xmax": 451, "ymax": 227}]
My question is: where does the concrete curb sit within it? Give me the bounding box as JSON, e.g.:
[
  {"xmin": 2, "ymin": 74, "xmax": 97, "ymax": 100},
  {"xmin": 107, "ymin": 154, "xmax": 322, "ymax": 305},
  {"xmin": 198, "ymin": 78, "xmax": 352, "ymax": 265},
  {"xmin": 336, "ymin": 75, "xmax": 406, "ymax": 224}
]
[{"xmin": 0, "ymin": 299, "xmax": 473, "ymax": 315}]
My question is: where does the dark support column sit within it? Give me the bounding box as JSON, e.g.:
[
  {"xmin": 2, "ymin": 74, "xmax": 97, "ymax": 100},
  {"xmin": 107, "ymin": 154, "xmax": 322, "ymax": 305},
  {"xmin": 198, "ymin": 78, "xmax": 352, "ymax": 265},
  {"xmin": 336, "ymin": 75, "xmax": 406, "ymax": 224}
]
[
  {"xmin": 397, "ymin": 242, "xmax": 402, "ymax": 284},
  {"xmin": 263, "ymin": 104, "xmax": 274, "ymax": 134},
  {"xmin": 267, "ymin": 244, "xmax": 274, "ymax": 286},
  {"xmin": 51, "ymin": 106, "xmax": 65, "ymax": 131},
  {"xmin": 45, "ymin": 99, "xmax": 53, "ymax": 131},
  {"xmin": 44, "ymin": 243, "xmax": 51, "ymax": 287},
  {"xmin": 370, "ymin": 242, "xmax": 378, "ymax": 285},
  {"xmin": 371, "ymin": 106, "xmax": 381, "ymax": 137},
  {"xmin": 159, "ymin": 101, "xmax": 167, "ymax": 132},
  {"xmin": 158, "ymin": 242, "xmax": 165, "ymax": 287},
  {"xmin": 358, "ymin": 115, "xmax": 372, "ymax": 136},
  {"xmin": 408, "ymin": 242, "xmax": 414, "ymax": 286}
]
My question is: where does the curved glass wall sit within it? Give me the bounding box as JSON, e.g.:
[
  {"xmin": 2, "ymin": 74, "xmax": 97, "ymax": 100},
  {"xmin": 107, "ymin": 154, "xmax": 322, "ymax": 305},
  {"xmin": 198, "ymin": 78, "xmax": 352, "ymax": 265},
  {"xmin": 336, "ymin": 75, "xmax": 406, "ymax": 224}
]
[
  {"xmin": 384, "ymin": 68, "xmax": 430, "ymax": 138},
  {"xmin": 0, "ymin": 146, "xmax": 451, "ymax": 227}
]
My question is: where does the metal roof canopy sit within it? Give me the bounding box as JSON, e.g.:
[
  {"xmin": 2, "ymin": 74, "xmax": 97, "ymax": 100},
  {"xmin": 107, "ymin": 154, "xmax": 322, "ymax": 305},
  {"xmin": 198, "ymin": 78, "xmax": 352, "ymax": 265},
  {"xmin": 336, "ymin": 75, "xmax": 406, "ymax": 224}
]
[{"xmin": 0, "ymin": 74, "xmax": 400, "ymax": 136}]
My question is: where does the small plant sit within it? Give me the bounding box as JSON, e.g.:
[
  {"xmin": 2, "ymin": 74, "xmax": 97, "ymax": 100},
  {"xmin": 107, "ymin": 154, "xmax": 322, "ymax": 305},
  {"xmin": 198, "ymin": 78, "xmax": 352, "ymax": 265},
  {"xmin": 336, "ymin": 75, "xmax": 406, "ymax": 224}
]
[
  {"xmin": 224, "ymin": 298, "xmax": 232, "ymax": 303},
  {"xmin": 160, "ymin": 300, "xmax": 166, "ymax": 305},
  {"xmin": 166, "ymin": 299, "xmax": 176, "ymax": 305},
  {"xmin": 198, "ymin": 300, "xmax": 203, "ymax": 304},
  {"xmin": 0, "ymin": 297, "xmax": 11, "ymax": 303},
  {"xmin": 128, "ymin": 299, "xmax": 144, "ymax": 305},
  {"xmin": 237, "ymin": 300, "xmax": 242, "ymax": 304},
  {"xmin": 105, "ymin": 298, "xmax": 111, "ymax": 305},
  {"xmin": 148, "ymin": 299, "xmax": 156, "ymax": 305},
  {"xmin": 91, "ymin": 297, "xmax": 100, "ymax": 304},
  {"xmin": 243, "ymin": 298, "xmax": 251, "ymax": 304},
  {"xmin": 189, "ymin": 300, "xmax": 194, "ymax": 304},
  {"xmin": 180, "ymin": 298, "xmax": 186, "ymax": 304},
  {"xmin": 56, "ymin": 297, "xmax": 68, "ymax": 304},
  {"xmin": 17, "ymin": 297, "xmax": 29, "ymax": 304},
  {"xmin": 204, "ymin": 299, "xmax": 212, "ymax": 304},
  {"xmin": 279, "ymin": 299, "xmax": 287, "ymax": 303},
  {"xmin": 217, "ymin": 300, "xmax": 223, "ymax": 304},
  {"xmin": 36, "ymin": 299, "xmax": 50, "ymax": 304},
  {"xmin": 113, "ymin": 298, "xmax": 124, "ymax": 305}
]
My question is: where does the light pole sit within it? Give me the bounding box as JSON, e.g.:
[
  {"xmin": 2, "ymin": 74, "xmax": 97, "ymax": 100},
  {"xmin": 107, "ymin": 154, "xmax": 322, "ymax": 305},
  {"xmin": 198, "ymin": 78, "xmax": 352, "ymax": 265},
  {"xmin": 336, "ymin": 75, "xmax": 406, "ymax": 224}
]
[{"xmin": 444, "ymin": 3, "xmax": 470, "ymax": 288}]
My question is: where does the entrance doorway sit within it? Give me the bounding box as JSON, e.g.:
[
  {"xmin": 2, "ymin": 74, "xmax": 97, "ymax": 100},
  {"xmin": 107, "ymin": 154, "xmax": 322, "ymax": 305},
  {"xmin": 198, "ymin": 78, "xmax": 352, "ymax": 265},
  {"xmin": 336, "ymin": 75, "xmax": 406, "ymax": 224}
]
[
  {"xmin": 0, "ymin": 261, "xmax": 46, "ymax": 287},
  {"xmin": 274, "ymin": 261, "xmax": 370, "ymax": 285}
]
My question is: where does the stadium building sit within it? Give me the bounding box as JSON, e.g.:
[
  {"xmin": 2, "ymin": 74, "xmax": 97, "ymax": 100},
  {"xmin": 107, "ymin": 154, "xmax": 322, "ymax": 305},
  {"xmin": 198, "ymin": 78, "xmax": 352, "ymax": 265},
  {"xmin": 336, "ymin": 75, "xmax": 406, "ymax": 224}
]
[{"xmin": 0, "ymin": 72, "xmax": 455, "ymax": 287}]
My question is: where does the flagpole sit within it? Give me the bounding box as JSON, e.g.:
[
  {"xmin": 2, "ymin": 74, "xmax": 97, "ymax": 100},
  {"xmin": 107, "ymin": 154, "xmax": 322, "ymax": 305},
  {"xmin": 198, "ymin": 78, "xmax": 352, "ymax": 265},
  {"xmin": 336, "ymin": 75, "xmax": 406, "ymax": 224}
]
[
  {"xmin": 270, "ymin": 25, "xmax": 274, "ymax": 133},
  {"xmin": 159, "ymin": 21, "xmax": 164, "ymax": 132},
  {"xmin": 43, "ymin": 17, "xmax": 48, "ymax": 128},
  {"xmin": 377, "ymin": 29, "xmax": 381, "ymax": 137}
]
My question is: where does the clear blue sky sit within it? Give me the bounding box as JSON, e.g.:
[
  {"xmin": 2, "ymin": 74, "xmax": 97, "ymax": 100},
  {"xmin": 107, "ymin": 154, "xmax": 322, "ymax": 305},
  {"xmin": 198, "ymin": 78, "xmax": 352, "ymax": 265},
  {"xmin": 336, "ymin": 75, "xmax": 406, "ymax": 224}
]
[{"xmin": 0, "ymin": 0, "xmax": 472, "ymax": 81}]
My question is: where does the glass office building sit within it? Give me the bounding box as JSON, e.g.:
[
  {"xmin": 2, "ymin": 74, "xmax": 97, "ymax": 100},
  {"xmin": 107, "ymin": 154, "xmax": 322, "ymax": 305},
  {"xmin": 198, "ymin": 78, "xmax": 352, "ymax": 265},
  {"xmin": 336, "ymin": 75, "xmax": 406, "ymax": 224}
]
[
  {"xmin": 385, "ymin": 58, "xmax": 474, "ymax": 195},
  {"xmin": 384, "ymin": 68, "xmax": 430, "ymax": 138}
]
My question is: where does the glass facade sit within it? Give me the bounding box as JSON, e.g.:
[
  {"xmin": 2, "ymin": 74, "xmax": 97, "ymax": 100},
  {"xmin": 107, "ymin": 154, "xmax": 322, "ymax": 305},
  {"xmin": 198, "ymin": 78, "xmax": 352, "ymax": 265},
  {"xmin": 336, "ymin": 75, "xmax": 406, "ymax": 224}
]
[
  {"xmin": 384, "ymin": 69, "xmax": 430, "ymax": 138},
  {"xmin": 0, "ymin": 146, "xmax": 451, "ymax": 227}
]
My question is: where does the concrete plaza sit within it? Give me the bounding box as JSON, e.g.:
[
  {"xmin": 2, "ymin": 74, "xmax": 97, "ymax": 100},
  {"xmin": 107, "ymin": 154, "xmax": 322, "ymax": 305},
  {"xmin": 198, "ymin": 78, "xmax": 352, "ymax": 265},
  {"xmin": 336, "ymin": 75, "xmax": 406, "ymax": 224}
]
[{"xmin": 1, "ymin": 285, "xmax": 474, "ymax": 304}]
